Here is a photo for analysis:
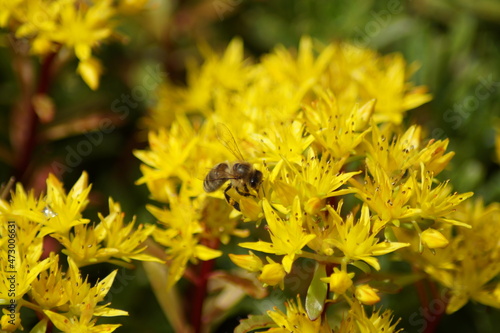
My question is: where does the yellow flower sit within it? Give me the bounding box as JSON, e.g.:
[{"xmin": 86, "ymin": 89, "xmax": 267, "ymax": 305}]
[
  {"xmin": 268, "ymin": 149, "xmax": 359, "ymax": 212},
  {"xmin": 96, "ymin": 198, "xmax": 159, "ymax": 263},
  {"xmin": 40, "ymin": 172, "xmax": 91, "ymax": 237},
  {"xmin": 66, "ymin": 257, "xmax": 127, "ymax": 312},
  {"xmin": 2, "ymin": 0, "xmax": 149, "ymax": 89},
  {"xmin": 1, "ymin": 306, "xmax": 22, "ymax": 332},
  {"xmin": 239, "ymin": 198, "xmax": 316, "ymax": 273},
  {"xmin": 305, "ymin": 90, "xmax": 374, "ymax": 159},
  {"xmin": 52, "ymin": 198, "xmax": 160, "ymax": 267},
  {"xmin": 266, "ymin": 295, "xmax": 332, "ymax": 333},
  {"xmin": 0, "ymin": 0, "xmax": 22, "ymax": 27},
  {"xmin": 253, "ymin": 120, "xmax": 314, "ymax": 166},
  {"xmin": 364, "ymin": 124, "xmax": 421, "ymax": 179},
  {"xmin": 326, "ymin": 204, "xmax": 409, "ymax": 271},
  {"xmin": 0, "ymin": 234, "xmax": 53, "ymax": 303},
  {"xmin": 199, "ymin": 195, "xmax": 250, "ymax": 244},
  {"xmin": 148, "ymin": 190, "xmax": 222, "ymax": 289},
  {"xmin": 0, "ymin": 183, "xmax": 46, "ymax": 228},
  {"xmin": 353, "ymin": 52, "xmax": 432, "ymax": 124},
  {"xmin": 442, "ymin": 257, "xmax": 500, "ymax": 314},
  {"xmin": 321, "ymin": 267, "xmax": 354, "ymax": 295},
  {"xmin": 417, "ymin": 200, "xmax": 500, "ymax": 313},
  {"xmin": 42, "ymin": 258, "xmax": 127, "ymax": 333},
  {"xmin": 349, "ymin": 162, "xmax": 417, "ymax": 229},
  {"xmin": 50, "ymin": 0, "xmax": 114, "ymax": 61},
  {"xmin": 31, "ymin": 255, "xmax": 68, "ymax": 309},
  {"xmin": 259, "ymin": 262, "xmax": 286, "ymax": 287},
  {"xmin": 411, "ymin": 166, "xmax": 473, "ymax": 227},
  {"xmin": 0, "ymin": 229, "xmax": 52, "ymax": 331},
  {"xmin": 355, "ymin": 284, "xmax": 380, "ymax": 305},
  {"xmin": 135, "ymin": 118, "xmax": 205, "ymax": 202},
  {"xmin": 143, "ymin": 38, "xmax": 255, "ymax": 129},
  {"xmin": 44, "ymin": 310, "xmax": 122, "ymax": 333},
  {"xmin": 363, "ymin": 124, "xmax": 455, "ymax": 185},
  {"xmin": 261, "ymin": 35, "xmax": 335, "ymax": 101},
  {"xmin": 338, "ymin": 302, "xmax": 402, "ymax": 333},
  {"xmin": 285, "ymin": 149, "xmax": 360, "ymax": 210},
  {"xmin": 51, "ymin": 224, "xmax": 101, "ymax": 267},
  {"xmin": 418, "ymin": 138, "xmax": 455, "ymax": 176},
  {"xmin": 153, "ymin": 226, "xmax": 221, "ymax": 289}
]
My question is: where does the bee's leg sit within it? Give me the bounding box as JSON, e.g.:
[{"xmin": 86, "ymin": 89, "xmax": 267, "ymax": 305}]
[
  {"xmin": 224, "ymin": 184, "xmax": 241, "ymax": 211},
  {"xmin": 235, "ymin": 185, "xmax": 254, "ymax": 197}
]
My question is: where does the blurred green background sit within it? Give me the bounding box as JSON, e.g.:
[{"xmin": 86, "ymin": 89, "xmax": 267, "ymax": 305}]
[{"xmin": 1, "ymin": 0, "xmax": 500, "ymax": 332}]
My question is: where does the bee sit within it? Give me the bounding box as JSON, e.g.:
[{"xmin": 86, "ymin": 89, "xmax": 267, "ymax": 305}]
[{"xmin": 204, "ymin": 123, "xmax": 263, "ymax": 211}]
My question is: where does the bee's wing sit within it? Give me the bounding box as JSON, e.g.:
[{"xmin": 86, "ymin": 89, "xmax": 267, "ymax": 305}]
[
  {"xmin": 206, "ymin": 165, "xmax": 235, "ymax": 181},
  {"xmin": 216, "ymin": 123, "xmax": 245, "ymax": 161}
]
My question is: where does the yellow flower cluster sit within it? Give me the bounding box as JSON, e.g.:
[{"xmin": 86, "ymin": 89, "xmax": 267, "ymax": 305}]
[
  {"xmin": 398, "ymin": 199, "xmax": 500, "ymax": 314},
  {"xmin": 135, "ymin": 36, "xmax": 481, "ymax": 330},
  {"xmin": 0, "ymin": 172, "xmax": 160, "ymax": 332},
  {"xmin": 0, "ymin": 0, "xmax": 149, "ymax": 89}
]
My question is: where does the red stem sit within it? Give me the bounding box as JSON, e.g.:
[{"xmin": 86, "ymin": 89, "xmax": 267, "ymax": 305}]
[
  {"xmin": 191, "ymin": 239, "xmax": 218, "ymax": 333},
  {"xmin": 14, "ymin": 51, "xmax": 57, "ymax": 182},
  {"xmin": 413, "ymin": 266, "xmax": 429, "ymax": 305},
  {"xmin": 424, "ymin": 280, "xmax": 446, "ymax": 333}
]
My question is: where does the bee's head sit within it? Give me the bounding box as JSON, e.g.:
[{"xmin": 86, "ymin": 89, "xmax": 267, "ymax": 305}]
[{"xmin": 250, "ymin": 170, "xmax": 263, "ymax": 189}]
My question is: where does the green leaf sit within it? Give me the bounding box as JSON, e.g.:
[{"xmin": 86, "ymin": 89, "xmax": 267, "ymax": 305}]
[
  {"xmin": 305, "ymin": 262, "xmax": 327, "ymax": 320},
  {"xmin": 142, "ymin": 261, "xmax": 188, "ymax": 333},
  {"xmin": 234, "ymin": 314, "xmax": 276, "ymax": 333}
]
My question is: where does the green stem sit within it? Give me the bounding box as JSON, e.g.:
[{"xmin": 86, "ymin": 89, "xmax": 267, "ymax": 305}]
[{"xmin": 299, "ymin": 251, "xmax": 343, "ymax": 264}]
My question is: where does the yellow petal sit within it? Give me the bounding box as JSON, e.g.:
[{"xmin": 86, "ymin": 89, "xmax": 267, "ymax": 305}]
[
  {"xmin": 77, "ymin": 57, "xmax": 103, "ymax": 90},
  {"xmin": 240, "ymin": 197, "xmax": 262, "ymax": 221},
  {"xmin": 239, "ymin": 240, "xmax": 276, "ymax": 254},
  {"xmin": 446, "ymin": 294, "xmax": 469, "ymax": 314},
  {"xmin": 43, "ymin": 311, "xmax": 71, "ymax": 332},
  {"xmin": 371, "ymin": 241, "xmax": 410, "ymax": 256},
  {"xmin": 193, "ymin": 245, "xmax": 222, "ymax": 261}
]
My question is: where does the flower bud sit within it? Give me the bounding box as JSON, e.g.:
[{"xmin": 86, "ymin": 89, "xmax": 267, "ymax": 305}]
[
  {"xmin": 229, "ymin": 252, "xmax": 263, "ymax": 272},
  {"xmin": 1, "ymin": 311, "xmax": 21, "ymax": 332},
  {"xmin": 305, "ymin": 197, "xmax": 322, "ymax": 215},
  {"xmin": 259, "ymin": 263, "xmax": 286, "ymax": 286},
  {"xmin": 321, "ymin": 268, "xmax": 353, "ymax": 294},
  {"xmin": 421, "ymin": 228, "xmax": 449, "ymax": 249},
  {"xmin": 355, "ymin": 284, "xmax": 380, "ymax": 305}
]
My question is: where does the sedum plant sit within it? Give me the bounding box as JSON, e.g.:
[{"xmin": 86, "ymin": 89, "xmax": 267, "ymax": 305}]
[
  {"xmin": 0, "ymin": 6, "xmax": 499, "ymax": 329},
  {"xmin": 134, "ymin": 36, "xmax": 500, "ymax": 332},
  {"xmin": 0, "ymin": 172, "xmax": 161, "ymax": 332},
  {"xmin": 0, "ymin": 0, "xmax": 149, "ymax": 90}
]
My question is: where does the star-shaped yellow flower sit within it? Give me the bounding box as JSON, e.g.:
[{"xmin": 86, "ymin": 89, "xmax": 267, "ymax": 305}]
[
  {"xmin": 239, "ymin": 197, "xmax": 315, "ymax": 273},
  {"xmin": 326, "ymin": 204, "xmax": 409, "ymax": 271}
]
